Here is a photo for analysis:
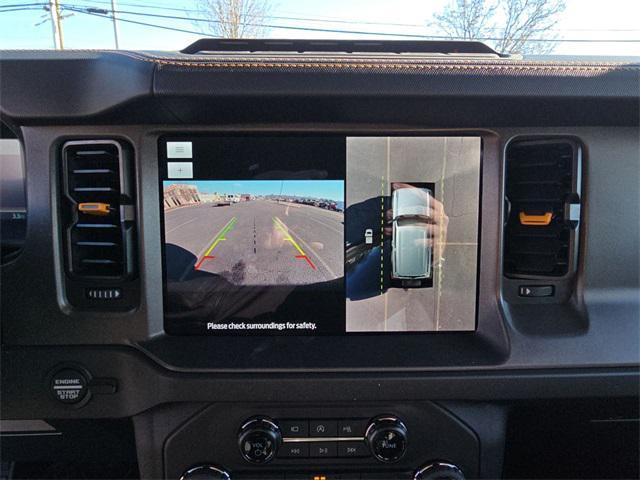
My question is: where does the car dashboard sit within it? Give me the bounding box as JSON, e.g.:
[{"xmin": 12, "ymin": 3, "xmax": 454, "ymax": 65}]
[{"xmin": 1, "ymin": 40, "xmax": 639, "ymax": 480}]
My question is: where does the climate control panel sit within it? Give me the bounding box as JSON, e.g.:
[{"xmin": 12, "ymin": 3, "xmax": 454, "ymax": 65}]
[
  {"xmin": 237, "ymin": 416, "xmax": 408, "ymax": 465},
  {"xmin": 164, "ymin": 403, "xmax": 480, "ymax": 480}
]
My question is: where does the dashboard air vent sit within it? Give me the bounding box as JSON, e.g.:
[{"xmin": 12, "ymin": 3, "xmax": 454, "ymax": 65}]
[
  {"xmin": 62, "ymin": 140, "xmax": 135, "ymax": 279},
  {"xmin": 504, "ymin": 139, "xmax": 581, "ymax": 278}
]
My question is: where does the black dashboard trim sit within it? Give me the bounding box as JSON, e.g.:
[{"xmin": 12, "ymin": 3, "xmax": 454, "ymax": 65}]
[
  {"xmin": 2, "ymin": 125, "xmax": 638, "ymax": 373},
  {"xmin": 2, "ymin": 344, "xmax": 639, "ymax": 420},
  {"xmin": 1, "ymin": 51, "xmax": 639, "ymax": 126}
]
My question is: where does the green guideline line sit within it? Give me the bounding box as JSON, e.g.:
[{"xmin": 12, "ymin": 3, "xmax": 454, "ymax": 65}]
[{"xmin": 203, "ymin": 216, "xmax": 237, "ymax": 256}]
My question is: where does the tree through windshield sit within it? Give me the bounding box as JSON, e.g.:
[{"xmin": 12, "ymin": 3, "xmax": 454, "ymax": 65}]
[{"xmin": 1, "ymin": 0, "xmax": 639, "ymax": 56}]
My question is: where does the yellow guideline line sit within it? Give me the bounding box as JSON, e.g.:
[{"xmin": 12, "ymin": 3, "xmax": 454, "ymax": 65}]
[
  {"xmin": 204, "ymin": 217, "xmax": 236, "ymax": 256},
  {"xmin": 273, "ymin": 216, "xmax": 307, "ymax": 256}
]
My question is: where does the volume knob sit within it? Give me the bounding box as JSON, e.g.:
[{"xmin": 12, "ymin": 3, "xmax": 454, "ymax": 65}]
[
  {"xmin": 365, "ymin": 416, "xmax": 408, "ymax": 463},
  {"xmin": 237, "ymin": 417, "xmax": 282, "ymax": 464}
]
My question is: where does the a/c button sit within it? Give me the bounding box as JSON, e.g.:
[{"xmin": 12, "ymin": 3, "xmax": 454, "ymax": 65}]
[{"xmin": 310, "ymin": 420, "xmax": 337, "ymax": 437}]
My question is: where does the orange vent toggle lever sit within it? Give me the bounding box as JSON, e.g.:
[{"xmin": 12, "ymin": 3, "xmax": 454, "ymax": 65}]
[
  {"xmin": 519, "ymin": 211, "xmax": 553, "ymax": 226},
  {"xmin": 78, "ymin": 202, "xmax": 111, "ymax": 216}
]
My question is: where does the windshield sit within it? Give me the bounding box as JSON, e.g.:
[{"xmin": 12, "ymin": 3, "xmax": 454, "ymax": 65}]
[{"xmin": 1, "ymin": 0, "xmax": 639, "ymax": 56}]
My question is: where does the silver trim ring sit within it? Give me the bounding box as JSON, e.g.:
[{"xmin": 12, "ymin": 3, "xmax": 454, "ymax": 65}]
[
  {"xmin": 240, "ymin": 417, "xmax": 279, "ymax": 432},
  {"xmin": 414, "ymin": 462, "xmax": 464, "ymax": 480},
  {"xmin": 180, "ymin": 465, "xmax": 230, "ymax": 480}
]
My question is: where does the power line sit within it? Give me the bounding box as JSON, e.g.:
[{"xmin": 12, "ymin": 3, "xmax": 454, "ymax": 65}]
[
  {"xmin": 14, "ymin": 0, "xmax": 639, "ymax": 35},
  {"xmin": 52, "ymin": 0, "xmax": 640, "ymax": 33},
  {"xmin": 0, "ymin": 1, "xmax": 208, "ymax": 36},
  {"xmin": 64, "ymin": 5, "xmax": 640, "ymax": 43},
  {"xmin": 3, "ymin": 4, "xmax": 640, "ymax": 44},
  {"xmin": 0, "ymin": 6, "xmax": 46, "ymax": 12},
  {"xmin": 68, "ymin": 6, "xmax": 446, "ymax": 39},
  {"xmin": 65, "ymin": 6, "xmax": 216, "ymax": 36},
  {"xmin": 0, "ymin": 2, "xmax": 47, "ymax": 8}
]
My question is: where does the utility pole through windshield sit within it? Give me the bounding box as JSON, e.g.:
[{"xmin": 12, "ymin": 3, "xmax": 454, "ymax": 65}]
[
  {"xmin": 110, "ymin": 0, "xmax": 120, "ymax": 49},
  {"xmin": 49, "ymin": 0, "xmax": 64, "ymax": 49}
]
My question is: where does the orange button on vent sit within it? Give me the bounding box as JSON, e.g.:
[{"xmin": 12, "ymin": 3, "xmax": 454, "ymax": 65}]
[
  {"xmin": 519, "ymin": 211, "xmax": 553, "ymax": 226},
  {"xmin": 78, "ymin": 202, "xmax": 111, "ymax": 216}
]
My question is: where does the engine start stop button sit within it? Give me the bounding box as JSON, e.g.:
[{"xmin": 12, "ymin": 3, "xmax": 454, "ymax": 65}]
[{"xmin": 50, "ymin": 368, "xmax": 88, "ymax": 404}]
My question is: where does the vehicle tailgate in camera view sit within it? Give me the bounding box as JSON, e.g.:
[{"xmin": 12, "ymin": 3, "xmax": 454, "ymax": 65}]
[{"xmin": 391, "ymin": 186, "xmax": 433, "ymax": 282}]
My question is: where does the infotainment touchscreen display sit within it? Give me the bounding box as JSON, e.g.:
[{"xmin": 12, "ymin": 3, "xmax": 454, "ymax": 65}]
[{"xmin": 160, "ymin": 136, "xmax": 481, "ymax": 335}]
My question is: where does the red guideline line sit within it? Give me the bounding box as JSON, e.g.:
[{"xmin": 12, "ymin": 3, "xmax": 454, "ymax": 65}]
[
  {"xmin": 194, "ymin": 255, "xmax": 215, "ymax": 270},
  {"xmin": 295, "ymin": 254, "xmax": 317, "ymax": 270}
]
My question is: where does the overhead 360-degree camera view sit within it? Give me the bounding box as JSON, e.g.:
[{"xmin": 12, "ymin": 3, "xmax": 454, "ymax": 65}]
[
  {"xmin": 163, "ymin": 180, "xmax": 344, "ymax": 286},
  {"xmin": 345, "ymin": 137, "xmax": 481, "ymax": 332}
]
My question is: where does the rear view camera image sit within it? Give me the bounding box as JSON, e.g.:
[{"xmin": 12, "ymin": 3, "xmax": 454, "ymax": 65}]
[
  {"xmin": 163, "ymin": 180, "xmax": 344, "ymax": 286},
  {"xmin": 345, "ymin": 137, "xmax": 481, "ymax": 332},
  {"xmin": 160, "ymin": 135, "xmax": 346, "ymax": 335}
]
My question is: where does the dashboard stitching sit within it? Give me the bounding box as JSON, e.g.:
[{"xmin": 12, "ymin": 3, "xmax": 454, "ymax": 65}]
[
  {"xmin": 109, "ymin": 52, "xmax": 640, "ymax": 72},
  {"xmin": 6, "ymin": 50, "xmax": 639, "ymax": 70}
]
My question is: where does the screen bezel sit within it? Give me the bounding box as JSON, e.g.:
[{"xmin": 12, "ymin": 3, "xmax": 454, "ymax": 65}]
[{"xmin": 158, "ymin": 133, "xmax": 483, "ymax": 337}]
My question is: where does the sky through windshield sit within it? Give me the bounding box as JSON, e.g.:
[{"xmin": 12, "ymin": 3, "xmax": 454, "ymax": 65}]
[{"xmin": 1, "ymin": 0, "xmax": 639, "ymax": 56}]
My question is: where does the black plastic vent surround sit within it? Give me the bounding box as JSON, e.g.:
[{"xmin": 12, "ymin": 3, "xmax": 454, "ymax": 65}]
[
  {"xmin": 504, "ymin": 139, "xmax": 581, "ymax": 277},
  {"xmin": 62, "ymin": 140, "xmax": 135, "ymax": 279}
]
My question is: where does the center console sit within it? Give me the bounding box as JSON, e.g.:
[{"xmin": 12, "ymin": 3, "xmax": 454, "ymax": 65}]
[{"xmin": 152, "ymin": 135, "xmax": 490, "ymax": 479}]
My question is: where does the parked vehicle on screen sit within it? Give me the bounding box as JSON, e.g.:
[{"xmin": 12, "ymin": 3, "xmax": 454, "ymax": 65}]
[{"xmin": 391, "ymin": 186, "xmax": 433, "ymax": 286}]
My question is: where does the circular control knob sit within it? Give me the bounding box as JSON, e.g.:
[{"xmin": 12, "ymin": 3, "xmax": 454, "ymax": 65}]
[
  {"xmin": 414, "ymin": 462, "xmax": 465, "ymax": 480},
  {"xmin": 237, "ymin": 417, "xmax": 281, "ymax": 464},
  {"xmin": 180, "ymin": 465, "xmax": 230, "ymax": 480},
  {"xmin": 365, "ymin": 416, "xmax": 408, "ymax": 463}
]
